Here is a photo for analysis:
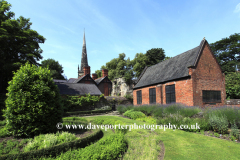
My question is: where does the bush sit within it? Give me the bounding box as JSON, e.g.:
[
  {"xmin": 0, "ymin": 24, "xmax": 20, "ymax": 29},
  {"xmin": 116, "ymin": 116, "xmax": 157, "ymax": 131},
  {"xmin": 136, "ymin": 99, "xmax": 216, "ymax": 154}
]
[
  {"xmin": 163, "ymin": 104, "xmax": 201, "ymax": 117},
  {"xmin": 204, "ymin": 106, "xmax": 240, "ymax": 127},
  {"xmin": 123, "ymin": 109, "xmax": 146, "ymax": 120},
  {"xmin": 50, "ymin": 133, "xmax": 127, "ymax": 160},
  {"xmin": 117, "ymin": 105, "xmax": 134, "ymax": 114},
  {"xmin": 230, "ymin": 123, "xmax": 239, "ymax": 140},
  {"xmin": 209, "ymin": 113, "xmax": 228, "ymax": 134},
  {"xmin": 23, "ymin": 131, "xmax": 77, "ymax": 152},
  {"xmin": 136, "ymin": 116, "xmax": 157, "ymax": 124},
  {"xmin": 3, "ymin": 62, "xmax": 63, "ymax": 137},
  {"xmin": 61, "ymin": 94, "xmax": 104, "ymax": 112}
]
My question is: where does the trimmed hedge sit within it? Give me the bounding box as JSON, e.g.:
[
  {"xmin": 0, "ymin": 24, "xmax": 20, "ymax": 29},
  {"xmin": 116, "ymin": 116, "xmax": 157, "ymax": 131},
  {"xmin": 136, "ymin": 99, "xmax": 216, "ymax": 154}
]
[
  {"xmin": 0, "ymin": 129, "xmax": 103, "ymax": 160},
  {"xmin": 63, "ymin": 109, "xmax": 112, "ymax": 117}
]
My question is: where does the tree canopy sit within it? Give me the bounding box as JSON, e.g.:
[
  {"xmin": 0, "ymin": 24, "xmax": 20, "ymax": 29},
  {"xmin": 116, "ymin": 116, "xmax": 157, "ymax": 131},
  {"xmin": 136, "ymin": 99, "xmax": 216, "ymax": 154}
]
[
  {"xmin": 41, "ymin": 58, "xmax": 65, "ymax": 80},
  {"xmin": 210, "ymin": 33, "xmax": 240, "ymax": 73},
  {"xmin": 95, "ymin": 48, "xmax": 166, "ymax": 84},
  {"xmin": 0, "ymin": 0, "xmax": 45, "ymax": 93}
]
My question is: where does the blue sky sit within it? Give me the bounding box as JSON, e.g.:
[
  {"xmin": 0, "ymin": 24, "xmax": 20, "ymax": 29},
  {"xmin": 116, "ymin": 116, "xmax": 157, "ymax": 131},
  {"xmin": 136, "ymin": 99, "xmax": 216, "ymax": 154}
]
[{"xmin": 7, "ymin": 0, "xmax": 240, "ymax": 79}]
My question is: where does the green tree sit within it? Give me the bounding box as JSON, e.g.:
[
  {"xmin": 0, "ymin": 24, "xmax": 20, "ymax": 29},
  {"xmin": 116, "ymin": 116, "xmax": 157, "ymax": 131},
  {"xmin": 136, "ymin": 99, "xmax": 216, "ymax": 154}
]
[
  {"xmin": 3, "ymin": 62, "xmax": 63, "ymax": 137},
  {"xmin": 0, "ymin": 0, "xmax": 45, "ymax": 93},
  {"xmin": 225, "ymin": 72, "xmax": 240, "ymax": 99},
  {"xmin": 131, "ymin": 48, "xmax": 165, "ymax": 78},
  {"xmin": 210, "ymin": 33, "xmax": 240, "ymax": 73},
  {"xmin": 41, "ymin": 58, "xmax": 65, "ymax": 80},
  {"xmin": 131, "ymin": 53, "xmax": 149, "ymax": 78},
  {"xmin": 95, "ymin": 70, "xmax": 102, "ymax": 78},
  {"xmin": 145, "ymin": 48, "xmax": 166, "ymax": 66}
]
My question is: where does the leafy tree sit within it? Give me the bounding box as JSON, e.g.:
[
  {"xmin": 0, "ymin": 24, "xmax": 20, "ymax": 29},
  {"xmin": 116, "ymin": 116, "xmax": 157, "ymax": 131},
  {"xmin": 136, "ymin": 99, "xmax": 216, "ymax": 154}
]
[
  {"xmin": 225, "ymin": 72, "xmax": 240, "ymax": 99},
  {"xmin": 131, "ymin": 48, "xmax": 165, "ymax": 78},
  {"xmin": 95, "ymin": 70, "xmax": 102, "ymax": 78},
  {"xmin": 210, "ymin": 33, "xmax": 240, "ymax": 73},
  {"xmin": 0, "ymin": 0, "xmax": 45, "ymax": 93},
  {"xmin": 131, "ymin": 53, "xmax": 149, "ymax": 78},
  {"xmin": 41, "ymin": 58, "xmax": 65, "ymax": 80},
  {"xmin": 145, "ymin": 48, "xmax": 166, "ymax": 66},
  {"xmin": 3, "ymin": 62, "xmax": 63, "ymax": 137}
]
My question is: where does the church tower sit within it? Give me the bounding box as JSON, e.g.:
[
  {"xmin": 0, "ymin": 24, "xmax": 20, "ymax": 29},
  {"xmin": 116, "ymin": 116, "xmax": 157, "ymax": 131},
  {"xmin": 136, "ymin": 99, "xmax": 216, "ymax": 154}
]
[{"xmin": 78, "ymin": 30, "xmax": 89, "ymax": 78}]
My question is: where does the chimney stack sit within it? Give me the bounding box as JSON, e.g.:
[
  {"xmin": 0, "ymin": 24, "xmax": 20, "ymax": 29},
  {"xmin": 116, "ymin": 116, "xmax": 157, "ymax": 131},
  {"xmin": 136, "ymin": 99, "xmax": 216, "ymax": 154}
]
[
  {"xmin": 83, "ymin": 66, "xmax": 90, "ymax": 76},
  {"xmin": 92, "ymin": 73, "xmax": 97, "ymax": 80},
  {"xmin": 102, "ymin": 69, "xmax": 108, "ymax": 77}
]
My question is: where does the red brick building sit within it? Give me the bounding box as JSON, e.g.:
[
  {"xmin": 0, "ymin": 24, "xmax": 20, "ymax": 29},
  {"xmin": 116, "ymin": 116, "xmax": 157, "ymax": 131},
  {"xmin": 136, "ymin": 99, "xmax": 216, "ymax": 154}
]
[{"xmin": 133, "ymin": 38, "xmax": 226, "ymax": 107}]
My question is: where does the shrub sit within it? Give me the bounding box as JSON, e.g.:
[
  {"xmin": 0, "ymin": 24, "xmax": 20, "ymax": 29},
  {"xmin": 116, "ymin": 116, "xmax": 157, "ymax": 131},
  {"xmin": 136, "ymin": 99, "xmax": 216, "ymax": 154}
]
[
  {"xmin": 230, "ymin": 123, "xmax": 239, "ymax": 140},
  {"xmin": 209, "ymin": 113, "xmax": 228, "ymax": 134},
  {"xmin": 51, "ymin": 133, "xmax": 127, "ymax": 160},
  {"xmin": 117, "ymin": 105, "xmax": 134, "ymax": 114},
  {"xmin": 136, "ymin": 116, "xmax": 157, "ymax": 124},
  {"xmin": 163, "ymin": 104, "xmax": 201, "ymax": 117},
  {"xmin": 3, "ymin": 62, "xmax": 63, "ymax": 137},
  {"xmin": 23, "ymin": 131, "xmax": 77, "ymax": 152},
  {"xmin": 61, "ymin": 94, "xmax": 104, "ymax": 112},
  {"xmin": 123, "ymin": 109, "xmax": 146, "ymax": 120}
]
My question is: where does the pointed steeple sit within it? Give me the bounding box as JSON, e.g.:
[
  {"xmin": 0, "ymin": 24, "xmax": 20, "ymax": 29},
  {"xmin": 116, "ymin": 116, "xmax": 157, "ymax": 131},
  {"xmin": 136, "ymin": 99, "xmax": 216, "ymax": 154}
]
[
  {"xmin": 80, "ymin": 29, "xmax": 88, "ymax": 71},
  {"xmin": 78, "ymin": 29, "xmax": 89, "ymax": 78}
]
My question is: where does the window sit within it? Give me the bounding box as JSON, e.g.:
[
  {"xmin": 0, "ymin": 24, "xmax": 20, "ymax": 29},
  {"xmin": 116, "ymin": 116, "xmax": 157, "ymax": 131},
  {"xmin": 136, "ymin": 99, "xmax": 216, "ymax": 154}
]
[
  {"xmin": 166, "ymin": 85, "xmax": 176, "ymax": 104},
  {"xmin": 137, "ymin": 90, "xmax": 142, "ymax": 104},
  {"xmin": 149, "ymin": 88, "xmax": 156, "ymax": 104},
  {"xmin": 202, "ymin": 90, "xmax": 221, "ymax": 103}
]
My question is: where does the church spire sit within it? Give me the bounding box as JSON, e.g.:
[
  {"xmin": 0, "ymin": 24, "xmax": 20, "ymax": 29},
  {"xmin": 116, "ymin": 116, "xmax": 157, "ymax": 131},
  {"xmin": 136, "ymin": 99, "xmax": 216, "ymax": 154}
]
[{"xmin": 80, "ymin": 29, "xmax": 88, "ymax": 71}]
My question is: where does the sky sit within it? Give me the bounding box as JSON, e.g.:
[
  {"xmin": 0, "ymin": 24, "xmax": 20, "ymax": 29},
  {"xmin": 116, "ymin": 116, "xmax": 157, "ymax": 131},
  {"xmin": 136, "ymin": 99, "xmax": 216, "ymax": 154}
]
[{"xmin": 6, "ymin": 0, "xmax": 240, "ymax": 80}]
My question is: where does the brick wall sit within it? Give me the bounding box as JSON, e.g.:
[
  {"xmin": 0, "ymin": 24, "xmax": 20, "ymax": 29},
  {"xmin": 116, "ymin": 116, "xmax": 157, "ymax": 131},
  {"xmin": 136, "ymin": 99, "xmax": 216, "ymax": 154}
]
[
  {"xmin": 192, "ymin": 42, "xmax": 226, "ymax": 107},
  {"xmin": 133, "ymin": 77, "xmax": 194, "ymax": 106},
  {"xmin": 133, "ymin": 42, "xmax": 226, "ymax": 107}
]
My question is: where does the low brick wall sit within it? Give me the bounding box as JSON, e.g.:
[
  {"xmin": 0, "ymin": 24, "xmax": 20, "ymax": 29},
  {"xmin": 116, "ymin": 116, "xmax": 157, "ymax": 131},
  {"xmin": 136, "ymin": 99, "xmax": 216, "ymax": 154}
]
[{"xmin": 225, "ymin": 99, "xmax": 240, "ymax": 107}]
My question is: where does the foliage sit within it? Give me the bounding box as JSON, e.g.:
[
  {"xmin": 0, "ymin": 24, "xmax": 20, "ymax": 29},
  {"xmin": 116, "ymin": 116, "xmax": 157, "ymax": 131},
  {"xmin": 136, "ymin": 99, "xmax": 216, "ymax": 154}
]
[
  {"xmin": 23, "ymin": 131, "xmax": 77, "ymax": 152},
  {"xmin": 208, "ymin": 113, "xmax": 228, "ymax": 134},
  {"xmin": 3, "ymin": 63, "xmax": 63, "ymax": 137},
  {"xmin": 204, "ymin": 106, "xmax": 240, "ymax": 127},
  {"xmin": 214, "ymin": 132, "xmax": 220, "ymax": 138},
  {"xmin": 163, "ymin": 104, "xmax": 201, "ymax": 117},
  {"xmin": 145, "ymin": 48, "xmax": 166, "ymax": 66},
  {"xmin": 131, "ymin": 53, "xmax": 148, "ymax": 78},
  {"xmin": 230, "ymin": 123, "xmax": 239, "ymax": 140},
  {"xmin": 225, "ymin": 72, "xmax": 240, "ymax": 99},
  {"xmin": 95, "ymin": 70, "xmax": 102, "ymax": 78},
  {"xmin": 116, "ymin": 105, "xmax": 134, "ymax": 114},
  {"xmin": 41, "ymin": 58, "xmax": 65, "ymax": 80},
  {"xmin": 136, "ymin": 116, "xmax": 157, "ymax": 124},
  {"xmin": 0, "ymin": 0, "xmax": 46, "ymax": 93},
  {"xmin": 0, "ymin": 94, "xmax": 7, "ymax": 120},
  {"xmin": 210, "ymin": 33, "xmax": 240, "ymax": 73},
  {"xmin": 0, "ymin": 138, "xmax": 29, "ymax": 155},
  {"xmin": 42, "ymin": 133, "xmax": 127, "ymax": 160},
  {"xmin": 61, "ymin": 94, "xmax": 104, "ymax": 112},
  {"xmin": 123, "ymin": 109, "xmax": 146, "ymax": 120}
]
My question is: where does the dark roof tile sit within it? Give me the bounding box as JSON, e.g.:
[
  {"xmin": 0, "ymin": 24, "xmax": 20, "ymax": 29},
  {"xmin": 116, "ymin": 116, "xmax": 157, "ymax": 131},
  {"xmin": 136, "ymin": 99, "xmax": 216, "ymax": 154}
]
[
  {"xmin": 55, "ymin": 83, "xmax": 102, "ymax": 95},
  {"xmin": 134, "ymin": 41, "xmax": 203, "ymax": 89}
]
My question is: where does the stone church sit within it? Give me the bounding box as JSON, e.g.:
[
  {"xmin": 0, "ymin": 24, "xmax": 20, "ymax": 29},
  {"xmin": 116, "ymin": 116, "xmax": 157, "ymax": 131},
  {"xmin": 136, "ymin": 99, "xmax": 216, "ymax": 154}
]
[{"xmin": 54, "ymin": 31, "xmax": 112, "ymax": 96}]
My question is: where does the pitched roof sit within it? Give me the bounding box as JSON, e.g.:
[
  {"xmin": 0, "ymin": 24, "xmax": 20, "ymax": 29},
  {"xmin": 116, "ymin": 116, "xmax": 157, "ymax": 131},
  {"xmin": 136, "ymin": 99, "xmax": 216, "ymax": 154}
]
[
  {"xmin": 73, "ymin": 74, "xmax": 87, "ymax": 83},
  {"xmin": 53, "ymin": 79, "xmax": 67, "ymax": 83},
  {"xmin": 55, "ymin": 83, "xmax": 102, "ymax": 95},
  {"xmin": 134, "ymin": 39, "xmax": 206, "ymax": 89},
  {"xmin": 95, "ymin": 77, "xmax": 105, "ymax": 85},
  {"xmin": 67, "ymin": 78, "xmax": 77, "ymax": 83}
]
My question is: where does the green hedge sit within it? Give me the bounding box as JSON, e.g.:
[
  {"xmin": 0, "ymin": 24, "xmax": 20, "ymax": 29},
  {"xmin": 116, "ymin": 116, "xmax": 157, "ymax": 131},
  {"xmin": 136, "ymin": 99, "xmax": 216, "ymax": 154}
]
[
  {"xmin": 0, "ymin": 129, "xmax": 103, "ymax": 160},
  {"xmin": 63, "ymin": 109, "xmax": 112, "ymax": 117},
  {"xmin": 43, "ymin": 133, "xmax": 128, "ymax": 160},
  {"xmin": 61, "ymin": 94, "xmax": 104, "ymax": 112}
]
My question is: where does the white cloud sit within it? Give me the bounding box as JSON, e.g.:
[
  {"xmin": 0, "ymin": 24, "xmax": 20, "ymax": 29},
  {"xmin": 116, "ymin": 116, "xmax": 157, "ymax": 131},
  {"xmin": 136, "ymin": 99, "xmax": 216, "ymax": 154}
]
[{"xmin": 234, "ymin": 3, "xmax": 240, "ymax": 13}]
